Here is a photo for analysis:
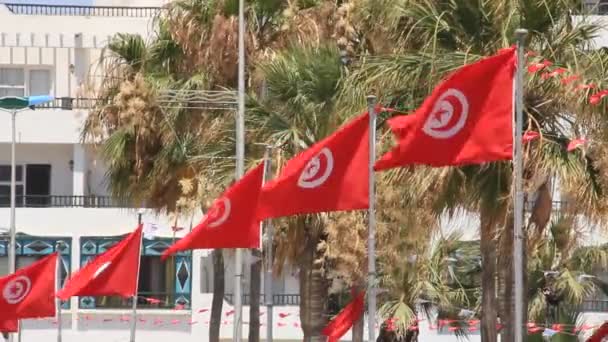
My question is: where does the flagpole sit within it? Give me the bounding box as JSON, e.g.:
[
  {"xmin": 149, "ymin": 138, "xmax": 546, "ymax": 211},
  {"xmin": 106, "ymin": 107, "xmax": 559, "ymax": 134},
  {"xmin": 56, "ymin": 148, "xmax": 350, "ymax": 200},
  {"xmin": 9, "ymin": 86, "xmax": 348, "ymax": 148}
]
[
  {"xmin": 513, "ymin": 29, "xmax": 528, "ymax": 342},
  {"xmin": 130, "ymin": 211, "xmax": 144, "ymax": 342},
  {"xmin": 55, "ymin": 245, "xmax": 63, "ymax": 342},
  {"xmin": 366, "ymin": 95, "xmax": 377, "ymax": 342},
  {"xmin": 234, "ymin": 0, "xmax": 246, "ymax": 339},
  {"xmin": 262, "ymin": 146, "xmax": 274, "ymax": 342}
]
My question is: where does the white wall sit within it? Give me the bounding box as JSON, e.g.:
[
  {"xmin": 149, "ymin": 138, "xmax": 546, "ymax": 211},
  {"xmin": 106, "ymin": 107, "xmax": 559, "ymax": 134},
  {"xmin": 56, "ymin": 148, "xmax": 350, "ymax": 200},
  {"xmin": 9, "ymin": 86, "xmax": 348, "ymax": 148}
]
[
  {"xmin": 0, "ymin": 143, "xmax": 74, "ymax": 196},
  {"xmin": 0, "ymin": 109, "xmax": 86, "ymax": 144}
]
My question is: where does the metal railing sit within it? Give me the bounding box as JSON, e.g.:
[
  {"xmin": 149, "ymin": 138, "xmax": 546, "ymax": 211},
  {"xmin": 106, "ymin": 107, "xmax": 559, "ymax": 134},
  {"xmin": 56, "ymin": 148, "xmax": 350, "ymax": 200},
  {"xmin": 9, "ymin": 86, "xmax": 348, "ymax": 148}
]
[
  {"xmin": 580, "ymin": 300, "xmax": 608, "ymax": 312},
  {"xmin": 80, "ymin": 292, "xmax": 189, "ymax": 310},
  {"xmin": 0, "ymin": 195, "xmax": 132, "ymax": 208},
  {"xmin": 4, "ymin": 3, "xmax": 162, "ymax": 17},
  {"xmin": 524, "ymin": 200, "xmax": 568, "ymax": 212},
  {"xmin": 34, "ymin": 97, "xmax": 107, "ymax": 110},
  {"xmin": 224, "ymin": 294, "xmax": 300, "ymax": 306}
]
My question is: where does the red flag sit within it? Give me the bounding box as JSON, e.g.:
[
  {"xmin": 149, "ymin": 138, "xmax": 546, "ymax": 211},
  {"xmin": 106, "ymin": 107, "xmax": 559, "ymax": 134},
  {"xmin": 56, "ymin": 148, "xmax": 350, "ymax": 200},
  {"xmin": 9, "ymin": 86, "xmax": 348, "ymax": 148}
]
[
  {"xmin": 587, "ymin": 323, "xmax": 608, "ymax": 342},
  {"xmin": 0, "ymin": 320, "xmax": 17, "ymax": 333},
  {"xmin": 162, "ymin": 163, "xmax": 264, "ymax": 258},
  {"xmin": 322, "ymin": 291, "xmax": 365, "ymax": 342},
  {"xmin": 375, "ymin": 47, "xmax": 515, "ymax": 170},
  {"xmin": 256, "ymin": 113, "xmax": 369, "ymax": 220},
  {"xmin": 0, "ymin": 253, "xmax": 57, "ymax": 320},
  {"xmin": 57, "ymin": 225, "xmax": 142, "ymax": 300}
]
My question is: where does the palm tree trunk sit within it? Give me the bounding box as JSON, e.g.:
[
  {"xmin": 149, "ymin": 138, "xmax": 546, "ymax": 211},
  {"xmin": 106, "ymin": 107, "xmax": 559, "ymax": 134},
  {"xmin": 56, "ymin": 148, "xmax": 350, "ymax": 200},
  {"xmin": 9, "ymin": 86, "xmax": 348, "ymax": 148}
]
[
  {"xmin": 498, "ymin": 213, "xmax": 514, "ymax": 342},
  {"xmin": 210, "ymin": 249, "xmax": 224, "ymax": 342},
  {"xmin": 480, "ymin": 208, "xmax": 498, "ymax": 342},
  {"xmin": 299, "ymin": 235, "xmax": 329, "ymax": 342},
  {"xmin": 249, "ymin": 249, "xmax": 262, "ymax": 342},
  {"xmin": 352, "ymin": 308, "xmax": 364, "ymax": 342}
]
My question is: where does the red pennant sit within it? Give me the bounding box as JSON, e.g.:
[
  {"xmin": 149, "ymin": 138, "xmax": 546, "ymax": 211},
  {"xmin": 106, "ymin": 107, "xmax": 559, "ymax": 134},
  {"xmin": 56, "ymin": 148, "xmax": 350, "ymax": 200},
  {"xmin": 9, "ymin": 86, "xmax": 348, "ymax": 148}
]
[
  {"xmin": 567, "ymin": 138, "xmax": 587, "ymax": 152},
  {"xmin": 541, "ymin": 67, "xmax": 567, "ymax": 79},
  {"xmin": 162, "ymin": 164, "xmax": 264, "ymax": 258},
  {"xmin": 257, "ymin": 113, "xmax": 369, "ymax": 220},
  {"xmin": 58, "ymin": 226, "xmax": 142, "ymax": 300},
  {"xmin": 278, "ymin": 313, "xmax": 290, "ymax": 318},
  {"xmin": 321, "ymin": 291, "xmax": 365, "ymax": 342},
  {"xmin": 198, "ymin": 308, "xmax": 209, "ymax": 313},
  {"xmin": 523, "ymin": 131, "xmax": 540, "ymax": 143},
  {"xmin": 527, "ymin": 59, "xmax": 552, "ymax": 73},
  {"xmin": 525, "ymin": 51, "xmax": 538, "ymax": 58},
  {"xmin": 0, "ymin": 253, "xmax": 57, "ymax": 320},
  {"xmin": 561, "ymin": 75, "xmax": 580, "ymax": 85},
  {"xmin": 589, "ymin": 90, "xmax": 608, "ymax": 105},
  {"xmin": 145, "ymin": 297, "xmax": 161, "ymax": 304},
  {"xmin": 577, "ymin": 83, "xmax": 596, "ymax": 91},
  {"xmin": 171, "ymin": 226, "xmax": 184, "ymax": 233},
  {"xmin": 376, "ymin": 47, "xmax": 515, "ymax": 170}
]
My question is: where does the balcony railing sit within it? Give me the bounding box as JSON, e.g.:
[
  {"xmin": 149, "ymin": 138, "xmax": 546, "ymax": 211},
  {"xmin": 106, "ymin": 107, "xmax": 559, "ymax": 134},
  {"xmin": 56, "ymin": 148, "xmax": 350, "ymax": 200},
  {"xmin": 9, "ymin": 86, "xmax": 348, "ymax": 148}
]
[
  {"xmin": 0, "ymin": 195, "xmax": 132, "ymax": 208},
  {"xmin": 224, "ymin": 294, "xmax": 300, "ymax": 306},
  {"xmin": 4, "ymin": 3, "xmax": 162, "ymax": 17},
  {"xmin": 580, "ymin": 300, "xmax": 608, "ymax": 312},
  {"xmin": 80, "ymin": 292, "xmax": 189, "ymax": 310},
  {"xmin": 35, "ymin": 97, "xmax": 108, "ymax": 110}
]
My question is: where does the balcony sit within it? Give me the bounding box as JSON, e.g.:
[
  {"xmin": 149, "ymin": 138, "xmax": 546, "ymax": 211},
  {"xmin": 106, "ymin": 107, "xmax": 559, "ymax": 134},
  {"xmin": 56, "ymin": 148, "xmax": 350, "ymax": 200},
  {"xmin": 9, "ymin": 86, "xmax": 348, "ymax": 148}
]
[
  {"xmin": 35, "ymin": 97, "xmax": 108, "ymax": 110},
  {"xmin": 580, "ymin": 300, "xmax": 608, "ymax": 312},
  {"xmin": 0, "ymin": 195, "xmax": 131, "ymax": 208},
  {"xmin": 3, "ymin": 3, "xmax": 162, "ymax": 17},
  {"xmin": 224, "ymin": 294, "xmax": 301, "ymax": 306}
]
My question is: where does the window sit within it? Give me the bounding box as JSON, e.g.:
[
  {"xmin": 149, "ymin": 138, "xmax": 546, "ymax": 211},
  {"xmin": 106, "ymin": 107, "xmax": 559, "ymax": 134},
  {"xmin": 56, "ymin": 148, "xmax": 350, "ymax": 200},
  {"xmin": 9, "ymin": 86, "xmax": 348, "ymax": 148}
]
[
  {"xmin": 0, "ymin": 165, "xmax": 24, "ymax": 207},
  {"xmin": 0, "ymin": 67, "xmax": 51, "ymax": 97},
  {"xmin": 79, "ymin": 237, "xmax": 191, "ymax": 310},
  {"xmin": 0, "ymin": 164, "xmax": 51, "ymax": 207},
  {"xmin": 0, "ymin": 68, "xmax": 24, "ymax": 97}
]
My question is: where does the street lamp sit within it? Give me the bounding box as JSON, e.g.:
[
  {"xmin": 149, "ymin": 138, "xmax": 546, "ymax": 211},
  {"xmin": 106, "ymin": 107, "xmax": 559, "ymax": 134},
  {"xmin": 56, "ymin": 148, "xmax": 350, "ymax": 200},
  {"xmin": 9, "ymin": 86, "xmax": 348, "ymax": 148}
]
[{"xmin": 0, "ymin": 95, "xmax": 54, "ymax": 277}]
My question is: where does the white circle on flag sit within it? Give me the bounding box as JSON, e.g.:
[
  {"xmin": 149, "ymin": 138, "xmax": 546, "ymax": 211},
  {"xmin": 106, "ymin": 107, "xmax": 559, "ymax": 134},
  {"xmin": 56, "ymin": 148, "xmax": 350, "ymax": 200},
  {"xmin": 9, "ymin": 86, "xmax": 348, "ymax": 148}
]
[
  {"xmin": 208, "ymin": 198, "xmax": 231, "ymax": 228},
  {"xmin": 3, "ymin": 276, "xmax": 31, "ymax": 304},
  {"xmin": 297, "ymin": 148, "xmax": 334, "ymax": 189},
  {"xmin": 422, "ymin": 88, "xmax": 469, "ymax": 139},
  {"xmin": 93, "ymin": 261, "xmax": 112, "ymax": 279}
]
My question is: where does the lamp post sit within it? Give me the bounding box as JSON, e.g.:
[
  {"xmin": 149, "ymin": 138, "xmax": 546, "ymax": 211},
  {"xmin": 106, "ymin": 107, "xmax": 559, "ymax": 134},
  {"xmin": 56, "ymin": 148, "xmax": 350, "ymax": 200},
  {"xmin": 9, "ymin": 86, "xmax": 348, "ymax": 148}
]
[{"xmin": 0, "ymin": 96, "xmax": 53, "ymax": 342}]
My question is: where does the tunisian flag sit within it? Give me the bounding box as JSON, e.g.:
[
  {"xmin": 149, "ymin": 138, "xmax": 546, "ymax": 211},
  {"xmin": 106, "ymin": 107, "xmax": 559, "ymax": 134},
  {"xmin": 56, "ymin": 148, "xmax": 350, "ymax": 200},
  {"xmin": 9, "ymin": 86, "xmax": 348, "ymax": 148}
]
[
  {"xmin": 57, "ymin": 225, "xmax": 142, "ymax": 300},
  {"xmin": 322, "ymin": 291, "xmax": 365, "ymax": 342},
  {"xmin": 0, "ymin": 253, "xmax": 57, "ymax": 320},
  {"xmin": 257, "ymin": 113, "xmax": 369, "ymax": 220},
  {"xmin": 375, "ymin": 47, "xmax": 516, "ymax": 170},
  {"xmin": 0, "ymin": 320, "xmax": 17, "ymax": 333},
  {"xmin": 162, "ymin": 163, "xmax": 265, "ymax": 258}
]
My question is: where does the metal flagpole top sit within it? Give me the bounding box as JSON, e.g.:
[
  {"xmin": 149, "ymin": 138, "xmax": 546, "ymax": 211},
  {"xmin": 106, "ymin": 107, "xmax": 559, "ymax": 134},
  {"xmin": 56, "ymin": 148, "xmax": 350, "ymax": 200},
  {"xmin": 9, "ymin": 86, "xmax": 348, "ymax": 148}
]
[{"xmin": 515, "ymin": 29, "xmax": 529, "ymax": 38}]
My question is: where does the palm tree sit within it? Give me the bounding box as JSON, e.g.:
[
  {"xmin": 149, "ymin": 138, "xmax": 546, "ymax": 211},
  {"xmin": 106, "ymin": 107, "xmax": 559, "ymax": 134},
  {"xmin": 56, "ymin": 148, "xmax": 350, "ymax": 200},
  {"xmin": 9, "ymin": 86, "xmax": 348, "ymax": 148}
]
[
  {"xmin": 248, "ymin": 43, "xmax": 350, "ymax": 342},
  {"xmin": 338, "ymin": 1, "xmax": 608, "ymax": 341},
  {"xmin": 527, "ymin": 216, "xmax": 608, "ymax": 329},
  {"xmin": 83, "ymin": 27, "xmax": 239, "ymax": 342},
  {"xmin": 375, "ymin": 227, "xmax": 483, "ymax": 342}
]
